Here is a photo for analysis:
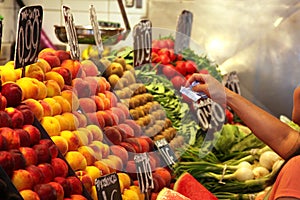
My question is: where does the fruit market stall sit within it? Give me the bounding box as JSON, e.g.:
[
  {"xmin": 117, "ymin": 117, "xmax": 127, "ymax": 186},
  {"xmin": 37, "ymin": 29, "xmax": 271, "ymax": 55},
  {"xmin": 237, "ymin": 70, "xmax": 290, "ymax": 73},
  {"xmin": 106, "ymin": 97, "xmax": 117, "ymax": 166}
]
[{"xmin": 0, "ymin": 3, "xmax": 292, "ymax": 200}]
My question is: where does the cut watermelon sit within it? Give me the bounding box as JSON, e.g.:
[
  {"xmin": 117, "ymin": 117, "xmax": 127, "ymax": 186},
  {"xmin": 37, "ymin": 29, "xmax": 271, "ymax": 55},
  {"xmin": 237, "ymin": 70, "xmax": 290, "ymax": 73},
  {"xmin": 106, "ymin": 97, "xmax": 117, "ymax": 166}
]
[
  {"xmin": 157, "ymin": 187, "xmax": 191, "ymax": 200},
  {"xmin": 174, "ymin": 172, "xmax": 218, "ymax": 200}
]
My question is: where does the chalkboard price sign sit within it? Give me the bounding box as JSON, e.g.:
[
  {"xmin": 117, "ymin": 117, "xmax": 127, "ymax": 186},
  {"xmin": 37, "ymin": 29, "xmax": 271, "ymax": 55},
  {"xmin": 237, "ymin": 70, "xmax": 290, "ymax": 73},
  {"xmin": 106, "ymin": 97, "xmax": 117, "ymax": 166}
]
[
  {"xmin": 224, "ymin": 71, "xmax": 241, "ymax": 95},
  {"xmin": 133, "ymin": 19, "xmax": 152, "ymax": 68},
  {"xmin": 134, "ymin": 153, "xmax": 154, "ymax": 195},
  {"xmin": 155, "ymin": 138, "xmax": 177, "ymax": 169},
  {"xmin": 193, "ymin": 98, "xmax": 225, "ymax": 132},
  {"xmin": 95, "ymin": 172, "xmax": 122, "ymax": 200},
  {"xmin": 14, "ymin": 5, "xmax": 43, "ymax": 69},
  {"xmin": 89, "ymin": 5, "xmax": 103, "ymax": 56},
  {"xmin": 62, "ymin": 5, "xmax": 80, "ymax": 61}
]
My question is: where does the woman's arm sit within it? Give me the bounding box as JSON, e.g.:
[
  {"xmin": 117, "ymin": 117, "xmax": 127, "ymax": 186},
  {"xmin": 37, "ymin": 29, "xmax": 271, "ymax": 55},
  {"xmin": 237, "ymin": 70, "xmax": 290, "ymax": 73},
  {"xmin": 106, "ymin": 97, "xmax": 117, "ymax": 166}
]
[
  {"xmin": 292, "ymin": 86, "xmax": 300, "ymax": 126},
  {"xmin": 187, "ymin": 73, "xmax": 300, "ymax": 159}
]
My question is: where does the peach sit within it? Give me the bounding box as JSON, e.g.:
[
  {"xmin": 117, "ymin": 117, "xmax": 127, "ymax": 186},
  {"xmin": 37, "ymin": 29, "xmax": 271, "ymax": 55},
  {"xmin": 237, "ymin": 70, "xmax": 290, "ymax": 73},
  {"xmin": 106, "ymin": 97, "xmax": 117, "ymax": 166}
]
[
  {"xmin": 16, "ymin": 104, "xmax": 35, "ymax": 125},
  {"xmin": 79, "ymin": 97, "xmax": 97, "ymax": 113},
  {"xmin": 75, "ymin": 170, "xmax": 93, "ymax": 193},
  {"xmin": 51, "ymin": 135, "xmax": 68, "ymax": 155},
  {"xmin": 51, "ymin": 66, "xmax": 72, "ymax": 86},
  {"xmin": 23, "ymin": 98, "xmax": 44, "ymax": 121},
  {"xmin": 54, "ymin": 50, "xmax": 71, "ymax": 63},
  {"xmin": 72, "ymin": 111, "xmax": 87, "ymax": 128},
  {"xmin": 61, "ymin": 59, "xmax": 83, "ymax": 80},
  {"xmin": 154, "ymin": 167, "xmax": 172, "ymax": 187},
  {"xmin": 32, "ymin": 143, "xmax": 52, "ymax": 164},
  {"xmin": 91, "ymin": 140, "xmax": 109, "ymax": 158},
  {"xmin": 25, "ymin": 63, "xmax": 45, "ymax": 82},
  {"xmin": 43, "ymin": 97, "xmax": 62, "ymax": 116},
  {"xmin": 72, "ymin": 78, "xmax": 91, "ymax": 98},
  {"xmin": 86, "ymin": 124, "xmax": 103, "ymax": 141},
  {"xmin": 124, "ymin": 119, "xmax": 142, "ymax": 137},
  {"xmin": 104, "ymin": 91, "xmax": 118, "ymax": 108},
  {"xmin": 110, "ymin": 145, "xmax": 129, "ymax": 165},
  {"xmin": 38, "ymin": 163, "xmax": 55, "ymax": 183},
  {"xmin": 20, "ymin": 189, "xmax": 40, "ymax": 200},
  {"xmin": 11, "ymin": 169, "xmax": 34, "ymax": 191},
  {"xmin": 83, "ymin": 76, "xmax": 99, "ymax": 95},
  {"xmin": 86, "ymin": 112, "xmax": 104, "ymax": 129},
  {"xmin": 61, "ymin": 112, "xmax": 79, "ymax": 131},
  {"xmin": 0, "ymin": 66, "xmax": 17, "ymax": 83},
  {"xmin": 90, "ymin": 186, "xmax": 97, "ymax": 200},
  {"xmin": 53, "ymin": 96, "xmax": 71, "ymax": 113},
  {"xmin": 101, "ymin": 158, "xmax": 117, "ymax": 173},
  {"xmin": 81, "ymin": 59, "xmax": 99, "ymax": 77},
  {"xmin": 77, "ymin": 127, "xmax": 93, "ymax": 144},
  {"xmin": 124, "ymin": 138, "xmax": 142, "ymax": 153},
  {"xmin": 116, "ymin": 102, "xmax": 130, "ymax": 118},
  {"xmin": 88, "ymin": 143, "xmax": 102, "ymax": 160},
  {"xmin": 125, "ymin": 160, "xmax": 137, "ymax": 179},
  {"xmin": 48, "ymin": 181, "xmax": 64, "ymax": 200},
  {"xmin": 91, "ymin": 95, "xmax": 105, "ymax": 111},
  {"xmin": 16, "ymin": 77, "xmax": 40, "ymax": 100},
  {"xmin": 61, "ymin": 90, "xmax": 79, "ymax": 111},
  {"xmin": 0, "ymin": 134, "xmax": 8, "ymax": 151},
  {"xmin": 14, "ymin": 129, "xmax": 30, "ymax": 147},
  {"xmin": 137, "ymin": 137, "xmax": 150, "ymax": 153},
  {"xmin": 22, "ymin": 124, "xmax": 41, "ymax": 146},
  {"xmin": 107, "ymin": 154, "xmax": 123, "ymax": 171},
  {"xmin": 0, "ymin": 110, "xmax": 12, "ymax": 128},
  {"xmin": 0, "ymin": 94, "xmax": 7, "ymax": 111},
  {"xmin": 0, "ymin": 127, "xmax": 20, "ymax": 149},
  {"xmin": 36, "ymin": 58, "xmax": 52, "ymax": 73},
  {"xmin": 5, "ymin": 107, "xmax": 24, "ymax": 129},
  {"xmin": 1, "ymin": 82, "xmax": 23, "ymax": 107},
  {"xmin": 97, "ymin": 110, "xmax": 114, "ymax": 127},
  {"xmin": 97, "ymin": 77, "xmax": 110, "ymax": 93},
  {"xmin": 77, "ymin": 145, "xmax": 96, "ymax": 166},
  {"xmin": 26, "ymin": 164, "xmax": 44, "ymax": 185},
  {"xmin": 9, "ymin": 149, "xmax": 26, "ymax": 170},
  {"xmin": 84, "ymin": 165, "xmax": 102, "ymax": 184},
  {"xmin": 39, "ymin": 138, "xmax": 59, "ymax": 159},
  {"xmin": 38, "ymin": 48, "xmax": 61, "ymax": 68},
  {"xmin": 54, "ymin": 115, "xmax": 71, "ymax": 131},
  {"xmin": 73, "ymin": 130, "xmax": 89, "ymax": 146},
  {"xmin": 111, "ymin": 107, "xmax": 127, "ymax": 123},
  {"xmin": 40, "ymin": 116, "xmax": 61, "ymax": 136},
  {"xmin": 45, "ymin": 71, "xmax": 65, "ymax": 90},
  {"xmin": 51, "ymin": 157, "xmax": 69, "ymax": 178},
  {"xmin": 70, "ymin": 195, "xmax": 87, "ymax": 200},
  {"xmin": 117, "ymin": 172, "xmax": 131, "ymax": 189},
  {"xmin": 97, "ymin": 93, "xmax": 111, "ymax": 110},
  {"xmin": 103, "ymin": 126, "xmax": 122, "ymax": 145},
  {"xmin": 38, "ymin": 99, "xmax": 53, "ymax": 116},
  {"xmin": 66, "ymin": 176, "xmax": 83, "ymax": 195},
  {"xmin": 65, "ymin": 151, "xmax": 87, "ymax": 171},
  {"xmin": 54, "ymin": 177, "xmax": 72, "ymax": 197},
  {"xmin": 33, "ymin": 183, "xmax": 57, "ymax": 200},
  {"xmin": 44, "ymin": 79, "xmax": 62, "ymax": 97},
  {"xmin": 94, "ymin": 160, "xmax": 110, "ymax": 175},
  {"xmin": 118, "ymin": 123, "xmax": 134, "ymax": 138},
  {"xmin": 60, "ymin": 130, "xmax": 80, "ymax": 151},
  {"xmin": 0, "ymin": 151, "xmax": 15, "ymax": 176},
  {"xmin": 106, "ymin": 110, "xmax": 119, "ymax": 126}
]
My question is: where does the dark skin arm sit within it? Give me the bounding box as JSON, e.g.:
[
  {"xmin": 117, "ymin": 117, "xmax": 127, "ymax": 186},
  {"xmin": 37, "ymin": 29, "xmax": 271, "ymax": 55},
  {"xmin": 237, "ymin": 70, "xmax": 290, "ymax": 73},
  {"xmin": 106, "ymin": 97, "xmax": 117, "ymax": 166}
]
[
  {"xmin": 186, "ymin": 73, "xmax": 300, "ymax": 160},
  {"xmin": 292, "ymin": 86, "xmax": 300, "ymax": 126}
]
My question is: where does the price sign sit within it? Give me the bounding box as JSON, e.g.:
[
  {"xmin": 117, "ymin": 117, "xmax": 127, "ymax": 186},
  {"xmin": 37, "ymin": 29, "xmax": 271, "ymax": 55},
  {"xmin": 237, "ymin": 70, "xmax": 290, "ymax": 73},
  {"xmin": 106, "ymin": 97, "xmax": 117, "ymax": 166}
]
[
  {"xmin": 193, "ymin": 98, "xmax": 225, "ymax": 132},
  {"xmin": 224, "ymin": 71, "xmax": 241, "ymax": 95},
  {"xmin": 154, "ymin": 138, "xmax": 177, "ymax": 169},
  {"xmin": 134, "ymin": 153, "xmax": 154, "ymax": 196},
  {"xmin": 0, "ymin": 17, "xmax": 2, "ymax": 50},
  {"xmin": 133, "ymin": 19, "xmax": 152, "ymax": 68},
  {"xmin": 14, "ymin": 5, "xmax": 43, "ymax": 69},
  {"xmin": 174, "ymin": 10, "xmax": 193, "ymax": 54},
  {"xmin": 62, "ymin": 5, "xmax": 80, "ymax": 61},
  {"xmin": 89, "ymin": 5, "xmax": 103, "ymax": 57},
  {"xmin": 95, "ymin": 172, "xmax": 122, "ymax": 200}
]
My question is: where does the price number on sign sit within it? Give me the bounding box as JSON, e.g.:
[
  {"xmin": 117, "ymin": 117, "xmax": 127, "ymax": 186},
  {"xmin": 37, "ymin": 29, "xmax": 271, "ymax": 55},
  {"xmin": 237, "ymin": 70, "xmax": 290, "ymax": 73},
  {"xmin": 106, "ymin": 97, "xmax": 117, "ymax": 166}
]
[
  {"xmin": 174, "ymin": 10, "xmax": 193, "ymax": 53},
  {"xmin": 62, "ymin": 5, "xmax": 80, "ymax": 61},
  {"xmin": 193, "ymin": 98, "xmax": 225, "ymax": 132},
  {"xmin": 225, "ymin": 71, "xmax": 241, "ymax": 95},
  {"xmin": 95, "ymin": 172, "xmax": 122, "ymax": 200},
  {"xmin": 14, "ymin": 5, "xmax": 43, "ymax": 69},
  {"xmin": 134, "ymin": 153, "xmax": 154, "ymax": 194},
  {"xmin": 133, "ymin": 19, "xmax": 152, "ymax": 68},
  {"xmin": 155, "ymin": 138, "xmax": 177, "ymax": 169}
]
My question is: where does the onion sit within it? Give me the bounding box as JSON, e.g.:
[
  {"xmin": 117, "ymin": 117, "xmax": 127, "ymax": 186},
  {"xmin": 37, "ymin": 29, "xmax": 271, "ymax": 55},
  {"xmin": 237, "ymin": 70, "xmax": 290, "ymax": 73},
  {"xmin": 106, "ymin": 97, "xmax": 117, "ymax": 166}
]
[
  {"xmin": 224, "ymin": 167, "xmax": 254, "ymax": 181},
  {"xmin": 237, "ymin": 161, "xmax": 252, "ymax": 169},
  {"xmin": 259, "ymin": 151, "xmax": 281, "ymax": 170},
  {"xmin": 252, "ymin": 166, "xmax": 269, "ymax": 178},
  {"xmin": 272, "ymin": 159, "xmax": 284, "ymax": 172}
]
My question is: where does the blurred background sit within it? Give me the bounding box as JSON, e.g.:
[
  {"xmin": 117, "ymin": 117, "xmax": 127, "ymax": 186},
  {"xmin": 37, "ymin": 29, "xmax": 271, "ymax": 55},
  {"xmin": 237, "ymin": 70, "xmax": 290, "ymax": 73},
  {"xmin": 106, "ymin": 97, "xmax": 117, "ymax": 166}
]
[{"xmin": 1, "ymin": 0, "xmax": 300, "ymax": 118}]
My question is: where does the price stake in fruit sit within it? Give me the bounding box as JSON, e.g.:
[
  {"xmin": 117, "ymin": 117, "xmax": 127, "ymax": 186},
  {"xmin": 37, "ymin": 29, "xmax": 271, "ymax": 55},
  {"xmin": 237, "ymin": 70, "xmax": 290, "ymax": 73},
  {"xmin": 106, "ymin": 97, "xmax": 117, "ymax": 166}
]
[
  {"xmin": 224, "ymin": 71, "xmax": 241, "ymax": 95},
  {"xmin": 133, "ymin": 19, "xmax": 152, "ymax": 68},
  {"xmin": 174, "ymin": 10, "xmax": 193, "ymax": 54},
  {"xmin": 14, "ymin": 5, "xmax": 43, "ymax": 69},
  {"xmin": 95, "ymin": 172, "xmax": 122, "ymax": 200},
  {"xmin": 155, "ymin": 138, "xmax": 177, "ymax": 169},
  {"xmin": 134, "ymin": 152, "xmax": 154, "ymax": 199},
  {"xmin": 62, "ymin": 5, "xmax": 80, "ymax": 61},
  {"xmin": 89, "ymin": 5, "xmax": 103, "ymax": 57},
  {"xmin": 193, "ymin": 98, "xmax": 225, "ymax": 132}
]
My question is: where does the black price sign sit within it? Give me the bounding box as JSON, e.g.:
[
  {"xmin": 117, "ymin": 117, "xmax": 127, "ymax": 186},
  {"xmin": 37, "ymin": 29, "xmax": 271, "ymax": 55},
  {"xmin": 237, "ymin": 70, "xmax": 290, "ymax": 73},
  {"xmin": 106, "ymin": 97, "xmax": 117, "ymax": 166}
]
[
  {"xmin": 134, "ymin": 153, "xmax": 154, "ymax": 195},
  {"xmin": 224, "ymin": 71, "xmax": 241, "ymax": 95},
  {"xmin": 62, "ymin": 5, "xmax": 80, "ymax": 61},
  {"xmin": 89, "ymin": 5, "xmax": 103, "ymax": 57},
  {"xmin": 133, "ymin": 19, "xmax": 152, "ymax": 68},
  {"xmin": 95, "ymin": 172, "xmax": 122, "ymax": 200},
  {"xmin": 14, "ymin": 5, "xmax": 43, "ymax": 69},
  {"xmin": 0, "ymin": 17, "xmax": 2, "ymax": 50},
  {"xmin": 174, "ymin": 10, "xmax": 193, "ymax": 54},
  {"xmin": 155, "ymin": 138, "xmax": 177, "ymax": 169},
  {"xmin": 193, "ymin": 98, "xmax": 225, "ymax": 132}
]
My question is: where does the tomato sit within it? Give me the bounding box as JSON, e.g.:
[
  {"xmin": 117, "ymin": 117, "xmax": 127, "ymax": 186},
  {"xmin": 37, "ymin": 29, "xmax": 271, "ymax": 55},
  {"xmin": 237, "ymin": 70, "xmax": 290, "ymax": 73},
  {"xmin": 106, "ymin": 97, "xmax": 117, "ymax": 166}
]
[
  {"xmin": 159, "ymin": 54, "xmax": 171, "ymax": 65},
  {"xmin": 165, "ymin": 39, "xmax": 174, "ymax": 49},
  {"xmin": 177, "ymin": 53, "xmax": 183, "ymax": 61},
  {"xmin": 175, "ymin": 61, "xmax": 186, "ymax": 76},
  {"xmin": 168, "ymin": 49, "xmax": 176, "ymax": 62},
  {"xmin": 162, "ymin": 64, "xmax": 178, "ymax": 79},
  {"xmin": 199, "ymin": 69, "xmax": 209, "ymax": 74},
  {"xmin": 171, "ymin": 75, "xmax": 186, "ymax": 90},
  {"xmin": 152, "ymin": 52, "xmax": 161, "ymax": 63},
  {"xmin": 225, "ymin": 109, "xmax": 234, "ymax": 124},
  {"xmin": 158, "ymin": 48, "xmax": 170, "ymax": 57},
  {"xmin": 185, "ymin": 60, "xmax": 198, "ymax": 74}
]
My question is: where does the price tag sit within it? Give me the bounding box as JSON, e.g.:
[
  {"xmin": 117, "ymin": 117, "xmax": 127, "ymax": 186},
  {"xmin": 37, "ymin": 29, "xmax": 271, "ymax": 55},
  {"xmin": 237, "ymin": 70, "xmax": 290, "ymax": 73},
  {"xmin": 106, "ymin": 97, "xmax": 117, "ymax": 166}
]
[
  {"xmin": 154, "ymin": 138, "xmax": 177, "ymax": 169},
  {"xmin": 62, "ymin": 5, "xmax": 80, "ymax": 61},
  {"xmin": 14, "ymin": 5, "xmax": 43, "ymax": 69},
  {"xmin": 174, "ymin": 10, "xmax": 193, "ymax": 54},
  {"xmin": 89, "ymin": 5, "xmax": 103, "ymax": 57},
  {"xmin": 0, "ymin": 17, "xmax": 2, "ymax": 50},
  {"xmin": 95, "ymin": 172, "xmax": 122, "ymax": 200},
  {"xmin": 134, "ymin": 153, "xmax": 154, "ymax": 196},
  {"xmin": 224, "ymin": 71, "xmax": 241, "ymax": 95},
  {"xmin": 193, "ymin": 98, "xmax": 225, "ymax": 132},
  {"xmin": 133, "ymin": 19, "xmax": 152, "ymax": 68}
]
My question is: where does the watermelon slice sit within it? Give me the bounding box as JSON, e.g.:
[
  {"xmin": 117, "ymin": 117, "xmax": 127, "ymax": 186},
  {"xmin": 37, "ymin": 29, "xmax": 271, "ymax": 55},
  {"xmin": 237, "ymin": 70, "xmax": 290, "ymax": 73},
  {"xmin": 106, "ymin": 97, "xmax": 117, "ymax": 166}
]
[
  {"xmin": 157, "ymin": 187, "xmax": 191, "ymax": 200},
  {"xmin": 174, "ymin": 172, "xmax": 218, "ymax": 200}
]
